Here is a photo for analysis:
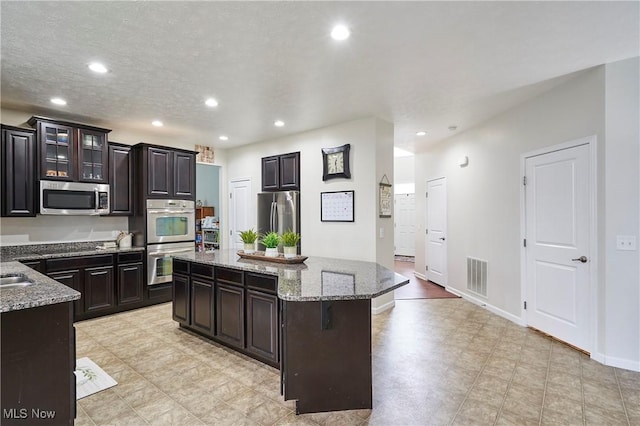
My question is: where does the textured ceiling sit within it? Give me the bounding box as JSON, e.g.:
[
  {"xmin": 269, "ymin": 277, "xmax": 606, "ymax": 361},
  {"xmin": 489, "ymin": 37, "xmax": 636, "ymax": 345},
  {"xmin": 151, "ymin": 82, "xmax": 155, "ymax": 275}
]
[{"xmin": 1, "ymin": 1, "xmax": 638, "ymax": 153}]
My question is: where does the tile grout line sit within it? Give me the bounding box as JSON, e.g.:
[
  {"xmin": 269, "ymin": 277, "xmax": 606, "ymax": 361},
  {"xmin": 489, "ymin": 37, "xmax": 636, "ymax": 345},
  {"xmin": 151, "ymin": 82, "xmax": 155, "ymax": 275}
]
[
  {"xmin": 538, "ymin": 339, "xmax": 553, "ymax": 426},
  {"xmin": 492, "ymin": 334, "xmax": 527, "ymax": 426},
  {"xmin": 579, "ymin": 349, "xmax": 586, "ymax": 426},
  {"xmin": 448, "ymin": 321, "xmax": 507, "ymax": 425},
  {"xmin": 613, "ymin": 368, "xmax": 632, "ymax": 426}
]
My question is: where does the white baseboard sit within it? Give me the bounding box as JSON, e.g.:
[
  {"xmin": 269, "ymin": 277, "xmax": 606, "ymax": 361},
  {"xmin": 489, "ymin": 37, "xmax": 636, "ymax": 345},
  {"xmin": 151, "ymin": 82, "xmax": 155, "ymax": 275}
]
[
  {"xmin": 414, "ymin": 272, "xmax": 427, "ymax": 281},
  {"xmin": 371, "ymin": 299, "xmax": 395, "ymax": 315},
  {"xmin": 596, "ymin": 353, "xmax": 640, "ymax": 372},
  {"xmin": 445, "ymin": 287, "xmax": 526, "ymax": 327}
]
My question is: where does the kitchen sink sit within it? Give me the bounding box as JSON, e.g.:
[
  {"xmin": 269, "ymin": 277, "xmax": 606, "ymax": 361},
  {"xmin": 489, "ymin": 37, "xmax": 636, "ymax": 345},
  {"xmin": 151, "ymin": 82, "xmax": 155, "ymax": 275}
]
[{"xmin": 0, "ymin": 274, "xmax": 34, "ymax": 289}]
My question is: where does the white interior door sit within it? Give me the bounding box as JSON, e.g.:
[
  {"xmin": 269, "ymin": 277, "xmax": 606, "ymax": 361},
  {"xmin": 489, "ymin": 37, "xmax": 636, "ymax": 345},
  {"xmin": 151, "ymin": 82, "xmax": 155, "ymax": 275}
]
[
  {"xmin": 525, "ymin": 143, "xmax": 591, "ymax": 351},
  {"xmin": 229, "ymin": 178, "xmax": 252, "ymax": 250},
  {"xmin": 395, "ymin": 193, "xmax": 416, "ymax": 256},
  {"xmin": 426, "ymin": 178, "xmax": 447, "ymax": 285}
]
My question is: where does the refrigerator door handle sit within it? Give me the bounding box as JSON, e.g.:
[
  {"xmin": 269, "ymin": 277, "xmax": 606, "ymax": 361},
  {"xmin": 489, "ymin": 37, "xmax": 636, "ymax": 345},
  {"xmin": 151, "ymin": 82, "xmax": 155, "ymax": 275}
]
[{"xmin": 271, "ymin": 201, "xmax": 276, "ymax": 232}]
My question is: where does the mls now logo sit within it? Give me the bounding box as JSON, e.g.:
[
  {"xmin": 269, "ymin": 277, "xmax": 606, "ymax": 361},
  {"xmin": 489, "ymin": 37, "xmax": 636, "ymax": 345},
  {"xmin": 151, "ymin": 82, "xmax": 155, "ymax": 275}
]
[{"xmin": 3, "ymin": 408, "xmax": 56, "ymax": 419}]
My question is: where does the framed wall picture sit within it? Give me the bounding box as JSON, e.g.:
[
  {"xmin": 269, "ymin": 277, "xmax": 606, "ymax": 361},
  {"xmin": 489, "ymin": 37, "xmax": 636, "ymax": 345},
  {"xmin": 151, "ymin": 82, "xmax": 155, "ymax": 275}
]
[
  {"xmin": 321, "ymin": 190, "xmax": 354, "ymax": 222},
  {"xmin": 321, "ymin": 144, "xmax": 351, "ymax": 180},
  {"xmin": 379, "ymin": 174, "xmax": 392, "ymax": 218}
]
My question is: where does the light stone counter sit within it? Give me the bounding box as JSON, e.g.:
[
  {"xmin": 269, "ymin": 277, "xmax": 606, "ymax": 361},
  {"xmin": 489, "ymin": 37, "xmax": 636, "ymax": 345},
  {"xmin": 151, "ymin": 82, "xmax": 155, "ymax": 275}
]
[
  {"xmin": 174, "ymin": 249, "xmax": 409, "ymax": 301},
  {"xmin": 0, "ymin": 261, "xmax": 81, "ymax": 312}
]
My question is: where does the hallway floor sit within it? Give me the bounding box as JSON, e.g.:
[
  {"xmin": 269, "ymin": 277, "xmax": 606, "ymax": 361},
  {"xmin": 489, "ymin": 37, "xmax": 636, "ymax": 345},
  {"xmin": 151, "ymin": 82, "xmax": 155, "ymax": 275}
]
[
  {"xmin": 74, "ymin": 300, "xmax": 639, "ymax": 425},
  {"xmin": 393, "ymin": 259, "xmax": 458, "ymax": 300}
]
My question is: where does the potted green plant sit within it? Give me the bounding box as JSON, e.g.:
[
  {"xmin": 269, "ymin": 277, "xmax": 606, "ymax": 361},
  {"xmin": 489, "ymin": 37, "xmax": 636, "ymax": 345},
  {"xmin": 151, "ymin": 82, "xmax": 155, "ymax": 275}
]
[
  {"xmin": 281, "ymin": 230, "xmax": 300, "ymax": 258},
  {"xmin": 239, "ymin": 229, "xmax": 258, "ymax": 254},
  {"xmin": 260, "ymin": 231, "xmax": 281, "ymax": 257}
]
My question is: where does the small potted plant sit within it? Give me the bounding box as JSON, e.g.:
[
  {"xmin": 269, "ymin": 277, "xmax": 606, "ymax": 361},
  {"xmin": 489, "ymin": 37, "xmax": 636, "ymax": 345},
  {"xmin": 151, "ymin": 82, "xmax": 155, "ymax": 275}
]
[
  {"xmin": 239, "ymin": 229, "xmax": 258, "ymax": 254},
  {"xmin": 261, "ymin": 231, "xmax": 281, "ymax": 257},
  {"xmin": 281, "ymin": 229, "xmax": 300, "ymax": 258}
]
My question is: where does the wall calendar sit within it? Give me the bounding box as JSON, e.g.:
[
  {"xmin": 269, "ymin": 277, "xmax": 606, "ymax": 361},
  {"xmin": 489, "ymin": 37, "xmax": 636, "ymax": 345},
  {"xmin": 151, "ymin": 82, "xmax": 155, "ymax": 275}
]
[{"xmin": 320, "ymin": 190, "xmax": 355, "ymax": 222}]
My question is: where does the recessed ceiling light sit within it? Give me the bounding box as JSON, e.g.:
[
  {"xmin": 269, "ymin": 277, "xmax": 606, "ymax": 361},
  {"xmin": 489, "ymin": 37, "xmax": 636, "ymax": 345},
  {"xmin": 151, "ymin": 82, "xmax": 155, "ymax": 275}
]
[
  {"xmin": 331, "ymin": 25, "xmax": 350, "ymax": 41},
  {"xmin": 219, "ymin": 135, "xmax": 228, "ymax": 141},
  {"xmin": 50, "ymin": 97, "xmax": 67, "ymax": 106},
  {"xmin": 274, "ymin": 120, "xmax": 285, "ymax": 127},
  {"xmin": 416, "ymin": 131, "xmax": 427, "ymax": 136},
  {"xmin": 88, "ymin": 62, "xmax": 108, "ymax": 73},
  {"xmin": 205, "ymin": 98, "xmax": 218, "ymax": 107},
  {"xmin": 152, "ymin": 120, "xmax": 163, "ymax": 127}
]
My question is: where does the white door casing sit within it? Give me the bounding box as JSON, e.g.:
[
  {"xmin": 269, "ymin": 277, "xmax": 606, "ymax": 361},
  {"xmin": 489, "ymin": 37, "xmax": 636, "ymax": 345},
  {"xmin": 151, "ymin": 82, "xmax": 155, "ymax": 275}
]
[
  {"xmin": 395, "ymin": 193, "xmax": 416, "ymax": 256},
  {"xmin": 426, "ymin": 178, "xmax": 447, "ymax": 286},
  {"xmin": 229, "ymin": 178, "xmax": 252, "ymax": 250},
  {"xmin": 524, "ymin": 142, "xmax": 592, "ymax": 351}
]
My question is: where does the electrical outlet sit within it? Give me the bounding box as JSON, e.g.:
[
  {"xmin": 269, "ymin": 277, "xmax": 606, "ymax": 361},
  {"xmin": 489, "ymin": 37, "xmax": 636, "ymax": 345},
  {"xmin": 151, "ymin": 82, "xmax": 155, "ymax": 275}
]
[
  {"xmin": 616, "ymin": 235, "xmax": 637, "ymax": 251},
  {"xmin": 379, "ymin": 227, "xmax": 384, "ymax": 239}
]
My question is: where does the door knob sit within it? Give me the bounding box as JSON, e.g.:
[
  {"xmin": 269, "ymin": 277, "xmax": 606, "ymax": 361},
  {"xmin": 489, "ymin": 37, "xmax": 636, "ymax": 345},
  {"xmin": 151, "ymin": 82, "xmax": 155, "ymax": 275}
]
[
  {"xmin": 571, "ymin": 256, "xmax": 588, "ymax": 263},
  {"xmin": 439, "ymin": 237, "xmax": 446, "ymax": 241}
]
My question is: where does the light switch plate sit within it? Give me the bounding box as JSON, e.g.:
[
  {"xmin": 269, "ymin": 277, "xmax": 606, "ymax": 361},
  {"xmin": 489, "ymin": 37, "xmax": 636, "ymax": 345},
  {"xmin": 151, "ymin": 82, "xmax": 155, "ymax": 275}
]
[
  {"xmin": 379, "ymin": 227, "xmax": 385, "ymax": 239},
  {"xmin": 616, "ymin": 235, "xmax": 637, "ymax": 251}
]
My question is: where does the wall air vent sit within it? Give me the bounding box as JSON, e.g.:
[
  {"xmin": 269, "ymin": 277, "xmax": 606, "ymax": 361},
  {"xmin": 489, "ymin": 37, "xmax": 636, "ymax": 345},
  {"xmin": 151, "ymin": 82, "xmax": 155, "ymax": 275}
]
[{"xmin": 467, "ymin": 257, "xmax": 488, "ymax": 297}]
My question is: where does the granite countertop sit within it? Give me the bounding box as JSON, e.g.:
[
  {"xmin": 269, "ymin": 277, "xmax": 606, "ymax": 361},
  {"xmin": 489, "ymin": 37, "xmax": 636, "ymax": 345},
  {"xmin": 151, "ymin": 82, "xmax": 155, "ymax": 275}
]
[
  {"xmin": 1, "ymin": 242, "xmax": 145, "ymax": 263},
  {"xmin": 0, "ymin": 261, "xmax": 81, "ymax": 313},
  {"xmin": 174, "ymin": 249, "xmax": 409, "ymax": 302}
]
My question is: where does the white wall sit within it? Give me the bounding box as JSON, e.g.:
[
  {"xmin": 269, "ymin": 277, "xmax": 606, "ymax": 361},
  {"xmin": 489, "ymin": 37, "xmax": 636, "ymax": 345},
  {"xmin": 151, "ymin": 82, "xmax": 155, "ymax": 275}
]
[
  {"xmin": 603, "ymin": 57, "xmax": 640, "ymax": 370},
  {"xmin": 415, "ymin": 58, "xmax": 640, "ymax": 370},
  {"xmin": 223, "ymin": 117, "xmax": 396, "ymax": 312}
]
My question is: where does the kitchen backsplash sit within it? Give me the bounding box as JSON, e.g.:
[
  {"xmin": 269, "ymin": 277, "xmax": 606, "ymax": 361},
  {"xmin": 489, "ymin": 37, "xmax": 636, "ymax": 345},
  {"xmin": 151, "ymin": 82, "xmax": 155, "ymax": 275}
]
[{"xmin": 0, "ymin": 215, "xmax": 128, "ymax": 246}]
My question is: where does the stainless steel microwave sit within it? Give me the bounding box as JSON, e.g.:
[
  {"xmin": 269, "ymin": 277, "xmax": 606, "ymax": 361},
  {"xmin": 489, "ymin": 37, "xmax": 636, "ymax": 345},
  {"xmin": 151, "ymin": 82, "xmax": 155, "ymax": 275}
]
[{"xmin": 40, "ymin": 180, "xmax": 110, "ymax": 215}]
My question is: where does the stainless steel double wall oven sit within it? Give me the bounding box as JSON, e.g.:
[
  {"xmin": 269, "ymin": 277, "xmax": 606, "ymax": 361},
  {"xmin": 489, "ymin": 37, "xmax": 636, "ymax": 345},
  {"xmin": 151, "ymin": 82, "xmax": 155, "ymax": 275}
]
[{"xmin": 145, "ymin": 199, "xmax": 195, "ymax": 286}]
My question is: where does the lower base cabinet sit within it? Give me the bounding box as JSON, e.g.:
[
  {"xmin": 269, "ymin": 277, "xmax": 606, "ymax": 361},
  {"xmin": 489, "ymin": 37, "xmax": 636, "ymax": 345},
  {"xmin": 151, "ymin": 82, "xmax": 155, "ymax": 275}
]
[
  {"xmin": 215, "ymin": 283, "xmax": 245, "ymax": 349},
  {"xmin": 41, "ymin": 251, "xmax": 146, "ymax": 322},
  {"xmin": 1, "ymin": 302, "xmax": 75, "ymax": 425},
  {"xmin": 172, "ymin": 260, "xmax": 280, "ymax": 367}
]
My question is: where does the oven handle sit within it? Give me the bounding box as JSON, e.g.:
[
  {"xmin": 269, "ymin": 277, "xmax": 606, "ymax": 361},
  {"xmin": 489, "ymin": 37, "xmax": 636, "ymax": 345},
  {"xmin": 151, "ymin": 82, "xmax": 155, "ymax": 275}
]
[
  {"xmin": 148, "ymin": 249, "xmax": 193, "ymax": 257},
  {"xmin": 147, "ymin": 209, "xmax": 194, "ymax": 215}
]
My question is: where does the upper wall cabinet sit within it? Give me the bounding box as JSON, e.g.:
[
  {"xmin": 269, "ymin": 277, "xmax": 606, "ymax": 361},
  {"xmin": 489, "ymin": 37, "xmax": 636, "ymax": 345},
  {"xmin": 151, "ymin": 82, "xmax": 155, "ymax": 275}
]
[
  {"xmin": 28, "ymin": 116, "xmax": 111, "ymax": 183},
  {"xmin": 135, "ymin": 144, "xmax": 196, "ymax": 200},
  {"xmin": 262, "ymin": 151, "xmax": 300, "ymax": 192},
  {"xmin": 1, "ymin": 125, "xmax": 37, "ymax": 217},
  {"xmin": 108, "ymin": 142, "xmax": 133, "ymax": 216}
]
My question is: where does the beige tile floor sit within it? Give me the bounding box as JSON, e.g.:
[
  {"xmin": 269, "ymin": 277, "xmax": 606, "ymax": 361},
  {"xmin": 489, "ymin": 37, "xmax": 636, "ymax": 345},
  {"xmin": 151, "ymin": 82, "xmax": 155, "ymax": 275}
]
[{"xmin": 74, "ymin": 299, "xmax": 639, "ymax": 425}]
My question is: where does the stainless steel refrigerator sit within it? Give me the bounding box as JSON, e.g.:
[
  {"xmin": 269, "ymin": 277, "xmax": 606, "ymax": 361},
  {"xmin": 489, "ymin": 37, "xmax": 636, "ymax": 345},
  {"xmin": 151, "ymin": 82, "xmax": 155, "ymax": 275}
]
[{"xmin": 257, "ymin": 191, "xmax": 300, "ymax": 253}]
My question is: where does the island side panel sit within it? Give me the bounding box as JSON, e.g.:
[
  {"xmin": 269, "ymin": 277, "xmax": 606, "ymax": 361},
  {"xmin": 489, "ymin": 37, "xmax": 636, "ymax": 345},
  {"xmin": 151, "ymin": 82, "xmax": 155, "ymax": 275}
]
[{"xmin": 283, "ymin": 299, "xmax": 372, "ymax": 414}]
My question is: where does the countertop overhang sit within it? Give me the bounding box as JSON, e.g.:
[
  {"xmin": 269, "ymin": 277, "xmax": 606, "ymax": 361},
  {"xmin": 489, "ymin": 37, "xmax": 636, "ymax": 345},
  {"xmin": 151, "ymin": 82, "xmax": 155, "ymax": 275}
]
[
  {"xmin": 0, "ymin": 261, "xmax": 81, "ymax": 313},
  {"xmin": 174, "ymin": 249, "xmax": 410, "ymax": 302}
]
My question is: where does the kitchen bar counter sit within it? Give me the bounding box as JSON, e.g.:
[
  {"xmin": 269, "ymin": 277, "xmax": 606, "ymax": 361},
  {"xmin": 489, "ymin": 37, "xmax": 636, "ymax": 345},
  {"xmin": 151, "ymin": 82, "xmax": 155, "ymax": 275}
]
[
  {"xmin": 174, "ymin": 249, "xmax": 409, "ymax": 301},
  {"xmin": 173, "ymin": 249, "xmax": 410, "ymax": 414},
  {"xmin": 0, "ymin": 261, "xmax": 80, "ymax": 312}
]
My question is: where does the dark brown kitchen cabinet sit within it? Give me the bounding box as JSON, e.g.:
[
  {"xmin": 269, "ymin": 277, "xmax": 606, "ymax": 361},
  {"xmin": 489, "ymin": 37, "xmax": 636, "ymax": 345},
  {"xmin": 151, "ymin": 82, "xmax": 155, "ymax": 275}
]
[
  {"xmin": 46, "ymin": 254, "xmax": 114, "ymax": 321},
  {"xmin": 1, "ymin": 125, "xmax": 37, "ymax": 217},
  {"xmin": 108, "ymin": 143, "xmax": 133, "ymax": 216},
  {"xmin": 1, "ymin": 302, "xmax": 75, "ymax": 425},
  {"xmin": 84, "ymin": 266, "xmax": 115, "ymax": 313},
  {"xmin": 116, "ymin": 252, "xmax": 144, "ymax": 306},
  {"xmin": 216, "ymin": 283, "xmax": 245, "ymax": 349},
  {"xmin": 19, "ymin": 259, "xmax": 43, "ymax": 272},
  {"xmin": 48, "ymin": 269, "xmax": 83, "ymax": 317},
  {"xmin": 246, "ymin": 289, "xmax": 279, "ymax": 364},
  {"xmin": 136, "ymin": 144, "xmax": 195, "ymax": 200},
  {"xmin": 28, "ymin": 116, "xmax": 111, "ymax": 183},
  {"xmin": 191, "ymin": 278, "xmax": 214, "ymax": 336},
  {"xmin": 172, "ymin": 272, "xmax": 190, "ymax": 324},
  {"xmin": 261, "ymin": 151, "xmax": 300, "ymax": 191}
]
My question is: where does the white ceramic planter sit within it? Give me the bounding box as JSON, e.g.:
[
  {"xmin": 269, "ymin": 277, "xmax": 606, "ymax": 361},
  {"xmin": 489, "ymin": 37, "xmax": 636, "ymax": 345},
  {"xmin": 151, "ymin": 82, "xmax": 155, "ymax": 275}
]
[
  {"xmin": 265, "ymin": 247, "xmax": 279, "ymax": 257},
  {"xmin": 243, "ymin": 243, "xmax": 255, "ymax": 254},
  {"xmin": 283, "ymin": 246, "xmax": 297, "ymax": 259}
]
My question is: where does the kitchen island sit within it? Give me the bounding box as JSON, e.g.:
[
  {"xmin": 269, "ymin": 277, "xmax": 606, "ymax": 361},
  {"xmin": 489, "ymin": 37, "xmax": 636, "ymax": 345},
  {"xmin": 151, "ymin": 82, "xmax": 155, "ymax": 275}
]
[
  {"xmin": 173, "ymin": 249, "xmax": 409, "ymax": 414},
  {"xmin": 1, "ymin": 262, "xmax": 80, "ymax": 425}
]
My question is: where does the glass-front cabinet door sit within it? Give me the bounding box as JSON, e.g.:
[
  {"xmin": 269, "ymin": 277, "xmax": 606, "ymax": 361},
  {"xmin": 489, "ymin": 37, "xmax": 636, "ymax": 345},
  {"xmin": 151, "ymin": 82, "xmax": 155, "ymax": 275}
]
[
  {"xmin": 41, "ymin": 123, "xmax": 75, "ymax": 180},
  {"xmin": 77, "ymin": 129, "xmax": 108, "ymax": 183}
]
